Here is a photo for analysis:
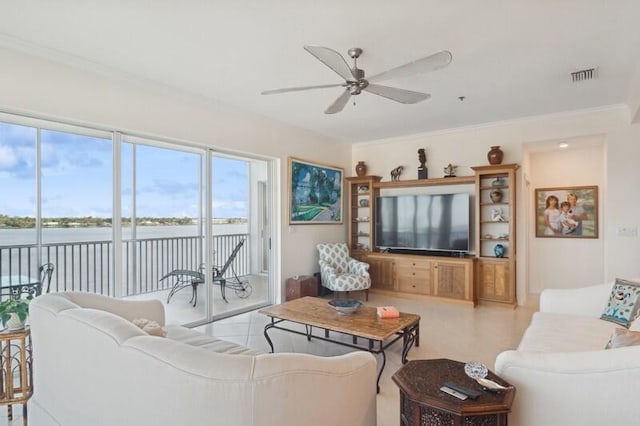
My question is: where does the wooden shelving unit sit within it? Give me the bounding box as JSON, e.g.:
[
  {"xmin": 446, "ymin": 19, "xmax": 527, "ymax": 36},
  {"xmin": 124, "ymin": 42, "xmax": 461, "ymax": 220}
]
[
  {"xmin": 346, "ymin": 176, "xmax": 382, "ymax": 261},
  {"xmin": 373, "ymin": 175, "xmax": 475, "ymax": 189},
  {"xmin": 472, "ymin": 164, "xmax": 519, "ymax": 307}
]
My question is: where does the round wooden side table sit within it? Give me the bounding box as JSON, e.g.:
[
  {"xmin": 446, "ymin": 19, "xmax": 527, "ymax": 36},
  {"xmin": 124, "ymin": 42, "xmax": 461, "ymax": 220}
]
[
  {"xmin": 392, "ymin": 358, "xmax": 515, "ymax": 426},
  {"xmin": 0, "ymin": 326, "xmax": 33, "ymax": 426}
]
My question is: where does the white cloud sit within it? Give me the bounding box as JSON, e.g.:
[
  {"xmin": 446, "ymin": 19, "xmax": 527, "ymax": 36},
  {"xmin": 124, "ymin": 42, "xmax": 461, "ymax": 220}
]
[{"xmin": 0, "ymin": 145, "xmax": 17, "ymax": 169}]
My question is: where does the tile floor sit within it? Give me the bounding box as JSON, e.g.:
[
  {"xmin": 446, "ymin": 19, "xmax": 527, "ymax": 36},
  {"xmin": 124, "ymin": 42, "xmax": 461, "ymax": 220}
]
[
  {"xmin": 3, "ymin": 292, "xmax": 537, "ymax": 425},
  {"xmin": 195, "ymin": 292, "xmax": 538, "ymax": 426}
]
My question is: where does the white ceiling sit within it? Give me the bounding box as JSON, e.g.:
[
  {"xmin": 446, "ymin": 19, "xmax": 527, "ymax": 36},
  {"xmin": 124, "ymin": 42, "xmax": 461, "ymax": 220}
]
[{"xmin": 1, "ymin": 1, "xmax": 639, "ymax": 143}]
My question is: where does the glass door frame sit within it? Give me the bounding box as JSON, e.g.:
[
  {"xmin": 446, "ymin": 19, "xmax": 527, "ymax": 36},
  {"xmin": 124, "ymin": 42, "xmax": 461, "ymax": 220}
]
[{"xmin": 205, "ymin": 150, "xmax": 277, "ymax": 323}]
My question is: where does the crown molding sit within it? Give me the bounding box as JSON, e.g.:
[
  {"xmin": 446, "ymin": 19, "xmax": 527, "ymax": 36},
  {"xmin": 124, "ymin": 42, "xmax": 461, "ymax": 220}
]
[{"xmin": 352, "ymin": 104, "xmax": 629, "ymax": 148}]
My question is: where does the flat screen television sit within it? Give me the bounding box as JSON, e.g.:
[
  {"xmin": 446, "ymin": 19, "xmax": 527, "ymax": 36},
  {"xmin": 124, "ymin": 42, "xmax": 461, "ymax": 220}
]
[{"xmin": 375, "ymin": 193, "xmax": 470, "ymax": 253}]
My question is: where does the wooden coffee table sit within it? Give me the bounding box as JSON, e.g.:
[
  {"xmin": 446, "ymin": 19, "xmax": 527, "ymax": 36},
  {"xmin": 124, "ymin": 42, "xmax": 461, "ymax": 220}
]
[{"xmin": 259, "ymin": 296, "xmax": 420, "ymax": 392}]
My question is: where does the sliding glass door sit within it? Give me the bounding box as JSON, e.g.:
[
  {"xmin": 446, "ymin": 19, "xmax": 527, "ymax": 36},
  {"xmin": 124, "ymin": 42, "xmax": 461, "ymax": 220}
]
[
  {"xmin": 0, "ymin": 120, "xmax": 112, "ymax": 295},
  {"xmin": 208, "ymin": 154, "xmax": 271, "ymax": 319},
  {"xmin": 40, "ymin": 129, "xmax": 113, "ymax": 294},
  {"xmin": 121, "ymin": 139, "xmax": 207, "ymax": 324},
  {"xmin": 0, "ymin": 113, "xmax": 274, "ymax": 326},
  {"xmin": 0, "ymin": 122, "xmax": 38, "ymax": 281}
]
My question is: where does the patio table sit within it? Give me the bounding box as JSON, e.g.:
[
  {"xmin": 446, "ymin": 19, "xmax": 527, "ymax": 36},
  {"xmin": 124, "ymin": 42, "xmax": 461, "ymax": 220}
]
[{"xmin": 0, "ymin": 276, "xmax": 41, "ymax": 300}]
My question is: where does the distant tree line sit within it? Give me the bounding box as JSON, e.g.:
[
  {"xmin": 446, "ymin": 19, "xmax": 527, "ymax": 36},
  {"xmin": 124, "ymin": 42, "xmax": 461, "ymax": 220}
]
[{"xmin": 0, "ymin": 215, "xmax": 246, "ymax": 229}]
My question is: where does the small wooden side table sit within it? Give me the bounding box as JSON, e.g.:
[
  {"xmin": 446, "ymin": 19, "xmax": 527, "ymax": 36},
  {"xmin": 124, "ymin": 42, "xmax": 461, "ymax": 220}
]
[
  {"xmin": 285, "ymin": 275, "xmax": 318, "ymax": 301},
  {"xmin": 0, "ymin": 326, "xmax": 33, "ymax": 426},
  {"xmin": 392, "ymin": 359, "xmax": 515, "ymax": 426}
]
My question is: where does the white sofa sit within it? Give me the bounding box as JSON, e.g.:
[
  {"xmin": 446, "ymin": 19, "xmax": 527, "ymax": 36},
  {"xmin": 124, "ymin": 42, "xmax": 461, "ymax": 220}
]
[
  {"xmin": 495, "ymin": 282, "xmax": 640, "ymax": 426},
  {"xmin": 29, "ymin": 292, "xmax": 377, "ymax": 426}
]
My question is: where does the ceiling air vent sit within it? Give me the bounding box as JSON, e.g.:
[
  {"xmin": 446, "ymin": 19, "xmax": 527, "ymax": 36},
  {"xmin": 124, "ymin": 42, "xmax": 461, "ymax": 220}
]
[{"xmin": 571, "ymin": 67, "xmax": 598, "ymax": 82}]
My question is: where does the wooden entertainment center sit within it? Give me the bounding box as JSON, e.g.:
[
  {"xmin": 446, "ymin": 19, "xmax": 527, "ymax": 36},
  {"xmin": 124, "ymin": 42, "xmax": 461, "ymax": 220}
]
[
  {"xmin": 346, "ymin": 164, "xmax": 517, "ymax": 307},
  {"xmin": 367, "ymin": 252, "xmax": 475, "ymax": 305}
]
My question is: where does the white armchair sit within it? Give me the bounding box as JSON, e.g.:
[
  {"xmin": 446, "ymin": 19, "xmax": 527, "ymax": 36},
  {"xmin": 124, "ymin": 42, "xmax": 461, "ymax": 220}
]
[{"xmin": 317, "ymin": 242, "xmax": 371, "ymax": 300}]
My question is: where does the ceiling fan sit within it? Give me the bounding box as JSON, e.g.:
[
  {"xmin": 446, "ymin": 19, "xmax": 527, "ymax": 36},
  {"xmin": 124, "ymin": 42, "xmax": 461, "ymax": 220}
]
[{"xmin": 261, "ymin": 46, "xmax": 452, "ymax": 114}]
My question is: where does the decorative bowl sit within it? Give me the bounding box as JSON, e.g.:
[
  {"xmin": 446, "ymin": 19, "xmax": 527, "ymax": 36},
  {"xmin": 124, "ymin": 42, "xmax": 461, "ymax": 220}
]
[
  {"xmin": 328, "ymin": 299, "xmax": 363, "ymax": 314},
  {"xmin": 464, "ymin": 361, "xmax": 488, "ymax": 380}
]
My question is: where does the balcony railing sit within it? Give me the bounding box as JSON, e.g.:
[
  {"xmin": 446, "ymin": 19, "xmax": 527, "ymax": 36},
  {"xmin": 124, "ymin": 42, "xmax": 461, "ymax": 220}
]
[{"xmin": 0, "ymin": 233, "xmax": 249, "ymax": 298}]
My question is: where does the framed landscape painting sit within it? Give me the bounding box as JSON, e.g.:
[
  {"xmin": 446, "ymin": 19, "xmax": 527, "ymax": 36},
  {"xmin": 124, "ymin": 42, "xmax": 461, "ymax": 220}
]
[
  {"xmin": 288, "ymin": 157, "xmax": 343, "ymax": 224},
  {"xmin": 534, "ymin": 185, "xmax": 598, "ymax": 238}
]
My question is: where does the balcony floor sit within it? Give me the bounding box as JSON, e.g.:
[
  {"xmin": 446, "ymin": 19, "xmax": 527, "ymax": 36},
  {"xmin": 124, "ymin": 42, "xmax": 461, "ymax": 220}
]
[{"xmin": 124, "ymin": 274, "xmax": 269, "ymax": 325}]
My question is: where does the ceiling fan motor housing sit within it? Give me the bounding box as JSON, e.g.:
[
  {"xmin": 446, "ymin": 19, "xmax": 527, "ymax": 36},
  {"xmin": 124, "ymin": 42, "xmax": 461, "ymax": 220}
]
[
  {"xmin": 347, "ymin": 47, "xmax": 363, "ymax": 59},
  {"xmin": 348, "ymin": 67, "xmax": 368, "ymax": 95}
]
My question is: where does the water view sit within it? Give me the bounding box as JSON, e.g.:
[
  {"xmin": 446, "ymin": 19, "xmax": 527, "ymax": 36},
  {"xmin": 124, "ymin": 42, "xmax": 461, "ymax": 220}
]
[
  {"xmin": 0, "ymin": 223, "xmax": 248, "ymax": 245},
  {"xmin": 0, "ymin": 118, "xmax": 260, "ymax": 300}
]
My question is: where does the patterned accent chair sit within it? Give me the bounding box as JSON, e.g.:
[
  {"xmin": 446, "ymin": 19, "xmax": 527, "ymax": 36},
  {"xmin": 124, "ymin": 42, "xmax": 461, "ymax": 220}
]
[{"xmin": 317, "ymin": 243, "xmax": 371, "ymax": 300}]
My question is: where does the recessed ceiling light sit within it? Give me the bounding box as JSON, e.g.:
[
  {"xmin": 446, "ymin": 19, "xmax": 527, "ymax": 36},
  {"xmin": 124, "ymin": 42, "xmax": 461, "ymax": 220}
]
[{"xmin": 558, "ymin": 142, "xmax": 569, "ymax": 149}]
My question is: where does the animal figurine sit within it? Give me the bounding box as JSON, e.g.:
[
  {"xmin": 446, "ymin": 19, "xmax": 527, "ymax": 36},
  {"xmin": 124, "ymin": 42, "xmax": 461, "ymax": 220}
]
[
  {"xmin": 443, "ymin": 163, "xmax": 457, "ymax": 177},
  {"xmin": 491, "ymin": 208, "xmax": 506, "ymax": 222},
  {"xmin": 390, "ymin": 166, "xmax": 403, "ymax": 181},
  {"xmin": 418, "ymin": 149, "xmax": 426, "ymax": 168}
]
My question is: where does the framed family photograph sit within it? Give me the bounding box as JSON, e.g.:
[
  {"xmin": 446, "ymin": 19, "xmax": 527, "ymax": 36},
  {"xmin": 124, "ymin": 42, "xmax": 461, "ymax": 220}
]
[
  {"xmin": 288, "ymin": 157, "xmax": 343, "ymax": 224},
  {"xmin": 535, "ymin": 185, "xmax": 598, "ymax": 238}
]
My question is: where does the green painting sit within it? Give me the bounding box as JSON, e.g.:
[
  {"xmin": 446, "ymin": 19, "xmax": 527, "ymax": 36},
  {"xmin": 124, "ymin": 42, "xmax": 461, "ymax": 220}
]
[{"xmin": 288, "ymin": 157, "xmax": 343, "ymax": 224}]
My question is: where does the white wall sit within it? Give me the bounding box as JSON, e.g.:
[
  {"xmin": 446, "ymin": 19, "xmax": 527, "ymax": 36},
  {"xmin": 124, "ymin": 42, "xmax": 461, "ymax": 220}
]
[
  {"xmin": 3, "ymin": 46, "xmax": 639, "ymax": 304},
  {"xmin": 0, "ymin": 46, "xmax": 351, "ymax": 301},
  {"xmin": 353, "ymin": 108, "xmax": 640, "ymax": 304},
  {"xmin": 526, "ymin": 142, "xmax": 605, "ymax": 293},
  {"xmin": 603, "ymin": 124, "xmax": 640, "ymax": 279}
]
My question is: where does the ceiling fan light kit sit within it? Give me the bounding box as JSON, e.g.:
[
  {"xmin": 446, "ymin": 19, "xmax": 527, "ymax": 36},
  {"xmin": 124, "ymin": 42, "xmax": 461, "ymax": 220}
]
[{"xmin": 262, "ymin": 46, "xmax": 452, "ymax": 114}]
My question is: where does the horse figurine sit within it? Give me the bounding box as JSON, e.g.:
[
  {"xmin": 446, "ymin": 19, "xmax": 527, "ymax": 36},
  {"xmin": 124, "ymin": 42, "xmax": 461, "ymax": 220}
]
[{"xmin": 390, "ymin": 166, "xmax": 403, "ymax": 181}]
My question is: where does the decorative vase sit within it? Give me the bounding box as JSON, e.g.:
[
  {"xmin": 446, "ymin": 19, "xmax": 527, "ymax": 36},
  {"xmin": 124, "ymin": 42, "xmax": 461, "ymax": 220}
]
[
  {"xmin": 494, "ymin": 244, "xmax": 505, "ymax": 258},
  {"xmin": 490, "ymin": 189, "xmax": 503, "ymax": 203},
  {"xmin": 491, "ymin": 177, "xmax": 505, "ymax": 187},
  {"xmin": 355, "ymin": 161, "xmax": 367, "ymax": 177},
  {"xmin": 487, "ymin": 146, "xmax": 504, "ymax": 165},
  {"xmin": 6, "ymin": 313, "xmax": 26, "ymax": 330}
]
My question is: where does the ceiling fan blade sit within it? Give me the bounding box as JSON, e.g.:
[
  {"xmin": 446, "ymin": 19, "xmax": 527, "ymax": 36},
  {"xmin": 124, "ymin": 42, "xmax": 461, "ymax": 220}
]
[
  {"xmin": 325, "ymin": 89, "xmax": 352, "ymax": 114},
  {"xmin": 261, "ymin": 83, "xmax": 344, "ymax": 95},
  {"xmin": 364, "ymin": 84, "xmax": 430, "ymax": 104},
  {"xmin": 368, "ymin": 50, "xmax": 452, "ymax": 83},
  {"xmin": 304, "ymin": 45, "xmax": 356, "ymax": 81}
]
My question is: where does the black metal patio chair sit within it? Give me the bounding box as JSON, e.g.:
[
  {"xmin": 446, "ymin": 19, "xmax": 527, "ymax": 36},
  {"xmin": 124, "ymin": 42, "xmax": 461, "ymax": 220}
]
[
  {"xmin": 160, "ymin": 239, "xmax": 252, "ymax": 307},
  {"xmin": 212, "ymin": 239, "xmax": 253, "ymax": 303},
  {"xmin": 40, "ymin": 262, "xmax": 55, "ymax": 293}
]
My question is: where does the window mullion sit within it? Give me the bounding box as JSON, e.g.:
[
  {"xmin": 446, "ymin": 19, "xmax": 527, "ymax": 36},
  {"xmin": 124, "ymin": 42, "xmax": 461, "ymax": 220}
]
[
  {"xmin": 112, "ymin": 132, "xmax": 122, "ymax": 298},
  {"xmin": 36, "ymin": 128, "xmax": 42, "ymax": 269}
]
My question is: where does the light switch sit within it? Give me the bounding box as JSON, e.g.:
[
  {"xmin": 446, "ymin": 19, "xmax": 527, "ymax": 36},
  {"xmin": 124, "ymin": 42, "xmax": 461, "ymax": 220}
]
[{"xmin": 617, "ymin": 226, "xmax": 638, "ymax": 237}]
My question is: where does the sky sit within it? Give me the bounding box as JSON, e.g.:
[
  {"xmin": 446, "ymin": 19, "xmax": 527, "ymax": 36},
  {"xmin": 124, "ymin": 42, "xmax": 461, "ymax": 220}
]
[{"xmin": 0, "ymin": 121, "xmax": 248, "ymax": 219}]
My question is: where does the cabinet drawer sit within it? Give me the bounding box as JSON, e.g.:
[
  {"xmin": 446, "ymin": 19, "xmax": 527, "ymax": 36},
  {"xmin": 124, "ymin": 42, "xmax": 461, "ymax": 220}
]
[
  {"xmin": 396, "ymin": 266, "xmax": 430, "ymax": 281},
  {"xmin": 395, "ymin": 259, "xmax": 429, "ymax": 269},
  {"xmin": 397, "ymin": 277, "xmax": 430, "ymax": 294},
  {"xmin": 395, "ymin": 258, "xmax": 431, "ymax": 294}
]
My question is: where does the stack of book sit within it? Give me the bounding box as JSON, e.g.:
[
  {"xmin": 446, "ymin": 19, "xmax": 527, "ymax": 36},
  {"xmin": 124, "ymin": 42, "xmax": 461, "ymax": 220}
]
[{"xmin": 376, "ymin": 306, "xmax": 399, "ymax": 319}]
